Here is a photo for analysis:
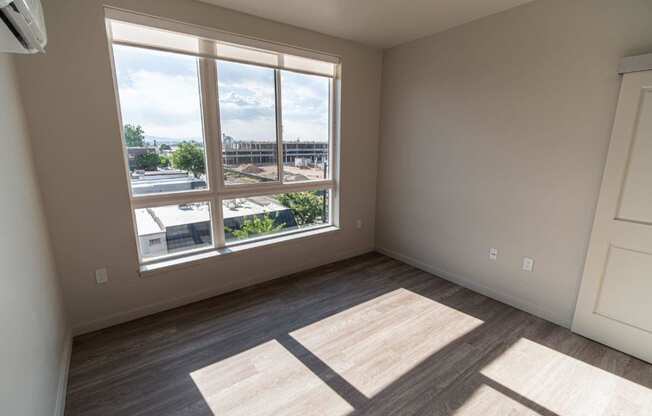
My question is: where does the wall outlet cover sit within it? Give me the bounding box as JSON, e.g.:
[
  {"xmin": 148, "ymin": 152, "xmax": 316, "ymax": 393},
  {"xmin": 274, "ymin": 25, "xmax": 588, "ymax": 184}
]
[
  {"xmin": 95, "ymin": 268, "xmax": 108, "ymax": 284},
  {"xmin": 489, "ymin": 248, "xmax": 498, "ymax": 260},
  {"xmin": 522, "ymin": 257, "xmax": 534, "ymax": 272}
]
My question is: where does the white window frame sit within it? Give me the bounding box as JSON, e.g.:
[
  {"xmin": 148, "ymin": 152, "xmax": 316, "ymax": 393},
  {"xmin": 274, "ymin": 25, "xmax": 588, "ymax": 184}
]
[{"xmin": 104, "ymin": 9, "xmax": 341, "ymax": 266}]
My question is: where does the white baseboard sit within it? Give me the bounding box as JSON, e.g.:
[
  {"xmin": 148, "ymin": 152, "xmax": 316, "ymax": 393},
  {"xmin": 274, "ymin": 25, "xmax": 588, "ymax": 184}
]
[
  {"xmin": 54, "ymin": 328, "xmax": 73, "ymax": 416},
  {"xmin": 376, "ymin": 246, "xmax": 570, "ymax": 328},
  {"xmin": 72, "ymin": 246, "xmax": 374, "ymax": 335}
]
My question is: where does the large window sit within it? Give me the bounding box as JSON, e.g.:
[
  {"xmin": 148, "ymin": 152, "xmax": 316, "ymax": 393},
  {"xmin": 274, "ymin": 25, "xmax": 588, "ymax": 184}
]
[{"xmin": 107, "ymin": 11, "xmax": 339, "ymax": 265}]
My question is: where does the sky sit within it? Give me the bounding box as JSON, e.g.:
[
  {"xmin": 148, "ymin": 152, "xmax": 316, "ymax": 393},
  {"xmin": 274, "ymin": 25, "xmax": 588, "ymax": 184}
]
[{"xmin": 113, "ymin": 44, "xmax": 329, "ymax": 143}]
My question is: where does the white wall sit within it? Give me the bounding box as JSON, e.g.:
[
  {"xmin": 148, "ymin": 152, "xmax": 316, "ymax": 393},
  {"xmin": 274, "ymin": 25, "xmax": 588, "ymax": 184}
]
[
  {"xmin": 15, "ymin": 0, "xmax": 382, "ymax": 334},
  {"xmin": 377, "ymin": 0, "xmax": 652, "ymax": 327},
  {"xmin": 0, "ymin": 54, "xmax": 69, "ymax": 416}
]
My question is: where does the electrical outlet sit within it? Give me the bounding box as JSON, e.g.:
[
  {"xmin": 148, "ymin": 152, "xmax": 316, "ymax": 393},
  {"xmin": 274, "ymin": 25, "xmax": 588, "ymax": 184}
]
[
  {"xmin": 95, "ymin": 268, "xmax": 108, "ymax": 284},
  {"xmin": 489, "ymin": 248, "xmax": 498, "ymax": 260},
  {"xmin": 356, "ymin": 219, "xmax": 363, "ymax": 229},
  {"xmin": 522, "ymin": 257, "xmax": 534, "ymax": 272}
]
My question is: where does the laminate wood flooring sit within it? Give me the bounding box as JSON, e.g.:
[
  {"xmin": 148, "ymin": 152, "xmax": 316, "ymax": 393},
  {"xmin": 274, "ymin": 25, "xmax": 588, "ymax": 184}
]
[{"xmin": 65, "ymin": 253, "xmax": 652, "ymax": 415}]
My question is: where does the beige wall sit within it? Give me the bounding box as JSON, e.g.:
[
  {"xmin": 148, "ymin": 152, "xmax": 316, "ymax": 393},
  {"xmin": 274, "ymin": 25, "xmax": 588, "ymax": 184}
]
[
  {"xmin": 15, "ymin": 0, "xmax": 382, "ymax": 333},
  {"xmin": 377, "ymin": 0, "xmax": 652, "ymax": 327},
  {"xmin": 0, "ymin": 53, "xmax": 69, "ymax": 416}
]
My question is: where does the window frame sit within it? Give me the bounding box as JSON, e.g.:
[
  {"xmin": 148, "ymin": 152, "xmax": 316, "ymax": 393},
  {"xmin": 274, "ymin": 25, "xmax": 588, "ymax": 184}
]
[{"xmin": 105, "ymin": 9, "xmax": 340, "ymax": 266}]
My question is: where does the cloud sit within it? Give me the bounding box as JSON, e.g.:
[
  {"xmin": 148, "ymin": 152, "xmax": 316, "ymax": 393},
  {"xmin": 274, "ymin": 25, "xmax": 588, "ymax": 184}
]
[
  {"xmin": 219, "ymin": 90, "xmax": 276, "ymax": 121},
  {"xmin": 280, "ymin": 71, "xmax": 329, "ymax": 142},
  {"xmin": 118, "ymin": 70, "xmax": 204, "ymax": 139},
  {"xmin": 114, "ymin": 46, "xmax": 204, "ymax": 139},
  {"xmin": 114, "ymin": 46, "xmax": 330, "ymax": 143},
  {"xmin": 217, "ymin": 64, "xmax": 329, "ymax": 142}
]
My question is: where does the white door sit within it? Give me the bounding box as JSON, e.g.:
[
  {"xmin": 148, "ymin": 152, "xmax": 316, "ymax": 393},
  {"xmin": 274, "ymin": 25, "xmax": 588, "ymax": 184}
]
[{"xmin": 573, "ymin": 69, "xmax": 652, "ymax": 363}]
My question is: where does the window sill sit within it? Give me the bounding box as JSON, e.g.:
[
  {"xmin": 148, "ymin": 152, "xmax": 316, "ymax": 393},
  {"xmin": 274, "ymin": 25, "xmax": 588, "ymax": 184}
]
[{"xmin": 139, "ymin": 225, "xmax": 340, "ymax": 277}]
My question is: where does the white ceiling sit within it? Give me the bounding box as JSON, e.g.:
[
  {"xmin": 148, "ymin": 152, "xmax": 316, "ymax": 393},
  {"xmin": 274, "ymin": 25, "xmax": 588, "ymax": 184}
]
[{"xmin": 197, "ymin": 0, "xmax": 535, "ymax": 48}]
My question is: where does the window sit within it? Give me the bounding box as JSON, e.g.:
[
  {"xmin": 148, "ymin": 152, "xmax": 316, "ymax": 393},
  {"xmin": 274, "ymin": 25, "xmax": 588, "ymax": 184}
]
[{"xmin": 107, "ymin": 11, "xmax": 339, "ymax": 265}]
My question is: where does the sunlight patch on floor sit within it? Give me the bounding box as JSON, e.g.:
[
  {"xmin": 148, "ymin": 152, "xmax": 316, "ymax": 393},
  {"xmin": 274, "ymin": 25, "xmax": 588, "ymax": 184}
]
[
  {"xmin": 189, "ymin": 340, "xmax": 354, "ymax": 416},
  {"xmin": 290, "ymin": 288, "xmax": 484, "ymax": 398},
  {"xmin": 481, "ymin": 338, "xmax": 652, "ymax": 416},
  {"xmin": 452, "ymin": 382, "xmax": 542, "ymax": 416}
]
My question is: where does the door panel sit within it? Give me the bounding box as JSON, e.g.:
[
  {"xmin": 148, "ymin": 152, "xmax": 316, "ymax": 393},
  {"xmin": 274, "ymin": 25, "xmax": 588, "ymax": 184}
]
[
  {"xmin": 595, "ymin": 245, "xmax": 652, "ymax": 334},
  {"xmin": 617, "ymin": 88, "xmax": 652, "ymax": 224},
  {"xmin": 572, "ymin": 71, "xmax": 652, "ymax": 363}
]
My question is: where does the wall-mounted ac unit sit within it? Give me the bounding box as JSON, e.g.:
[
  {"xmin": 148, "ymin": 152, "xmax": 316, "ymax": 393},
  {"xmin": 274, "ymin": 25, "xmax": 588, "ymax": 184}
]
[{"xmin": 0, "ymin": 0, "xmax": 46, "ymax": 53}]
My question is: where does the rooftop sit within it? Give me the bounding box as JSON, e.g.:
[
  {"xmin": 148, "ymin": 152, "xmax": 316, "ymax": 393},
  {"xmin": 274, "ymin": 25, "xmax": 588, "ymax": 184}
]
[{"xmin": 136, "ymin": 197, "xmax": 289, "ymax": 237}]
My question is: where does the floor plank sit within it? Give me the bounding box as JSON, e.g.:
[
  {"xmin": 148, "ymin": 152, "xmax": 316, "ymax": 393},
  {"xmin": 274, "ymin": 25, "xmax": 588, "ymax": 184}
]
[{"xmin": 65, "ymin": 253, "xmax": 652, "ymax": 415}]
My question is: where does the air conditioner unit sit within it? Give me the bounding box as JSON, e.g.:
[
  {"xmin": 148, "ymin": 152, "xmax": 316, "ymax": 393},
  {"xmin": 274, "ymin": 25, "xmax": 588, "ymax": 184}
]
[{"xmin": 0, "ymin": 0, "xmax": 46, "ymax": 53}]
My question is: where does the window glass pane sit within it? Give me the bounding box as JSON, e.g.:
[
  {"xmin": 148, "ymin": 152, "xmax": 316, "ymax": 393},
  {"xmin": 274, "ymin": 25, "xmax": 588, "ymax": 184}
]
[
  {"xmin": 281, "ymin": 71, "xmax": 330, "ymax": 182},
  {"xmin": 113, "ymin": 45, "xmax": 208, "ymax": 196},
  {"xmin": 223, "ymin": 190, "xmax": 330, "ymax": 243},
  {"xmin": 135, "ymin": 202, "xmax": 213, "ymax": 260},
  {"xmin": 217, "ymin": 60, "xmax": 279, "ymax": 185}
]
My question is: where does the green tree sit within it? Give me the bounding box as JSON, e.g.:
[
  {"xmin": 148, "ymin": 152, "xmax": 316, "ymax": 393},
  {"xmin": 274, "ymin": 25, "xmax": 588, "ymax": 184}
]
[
  {"xmin": 134, "ymin": 152, "xmax": 159, "ymax": 171},
  {"xmin": 159, "ymin": 154, "xmax": 171, "ymax": 168},
  {"xmin": 277, "ymin": 191, "xmax": 325, "ymax": 226},
  {"xmin": 159, "ymin": 144, "xmax": 171, "ymax": 151},
  {"xmin": 172, "ymin": 142, "xmax": 205, "ymax": 178},
  {"xmin": 228, "ymin": 214, "xmax": 285, "ymax": 240},
  {"xmin": 124, "ymin": 124, "xmax": 145, "ymax": 147}
]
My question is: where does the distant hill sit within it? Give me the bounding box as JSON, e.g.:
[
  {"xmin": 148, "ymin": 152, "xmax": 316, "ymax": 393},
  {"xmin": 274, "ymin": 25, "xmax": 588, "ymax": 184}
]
[
  {"xmin": 144, "ymin": 135, "xmax": 327, "ymax": 145},
  {"xmin": 145, "ymin": 136, "xmax": 202, "ymax": 146}
]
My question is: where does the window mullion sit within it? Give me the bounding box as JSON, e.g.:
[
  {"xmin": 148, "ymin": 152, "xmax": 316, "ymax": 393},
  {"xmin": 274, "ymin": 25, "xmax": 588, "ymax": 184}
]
[
  {"xmin": 199, "ymin": 40, "xmax": 226, "ymax": 248},
  {"xmin": 275, "ymin": 69, "xmax": 284, "ymax": 184},
  {"xmin": 330, "ymin": 77, "xmax": 340, "ymax": 228},
  {"xmin": 212, "ymin": 63, "xmax": 226, "ymax": 248}
]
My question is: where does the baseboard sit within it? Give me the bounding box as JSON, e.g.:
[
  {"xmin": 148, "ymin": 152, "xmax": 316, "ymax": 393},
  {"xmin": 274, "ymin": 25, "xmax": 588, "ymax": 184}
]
[
  {"xmin": 72, "ymin": 246, "xmax": 374, "ymax": 335},
  {"xmin": 54, "ymin": 327, "xmax": 73, "ymax": 416},
  {"xmin": 376, "ymin": 246, "xmax": 570, "ymax": 328}
]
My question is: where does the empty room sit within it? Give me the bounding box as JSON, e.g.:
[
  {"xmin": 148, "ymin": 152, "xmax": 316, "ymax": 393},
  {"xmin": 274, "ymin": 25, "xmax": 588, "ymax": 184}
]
[{"xmin": 2, "ymin": 0, "xmax": 652, "ymax": 414}]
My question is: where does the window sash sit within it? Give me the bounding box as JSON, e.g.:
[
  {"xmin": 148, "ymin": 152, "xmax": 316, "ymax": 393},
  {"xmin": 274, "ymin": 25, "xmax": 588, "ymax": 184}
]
[{"xmin": 106, "ymin": 17, "xmax": 340, "ymax": 263}]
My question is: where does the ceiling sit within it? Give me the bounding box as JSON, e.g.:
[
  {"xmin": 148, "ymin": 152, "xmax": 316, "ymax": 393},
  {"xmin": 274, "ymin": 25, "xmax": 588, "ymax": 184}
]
[{"xmin": 196, "ymin": 0, "xmax": 535, "ymax": 48}]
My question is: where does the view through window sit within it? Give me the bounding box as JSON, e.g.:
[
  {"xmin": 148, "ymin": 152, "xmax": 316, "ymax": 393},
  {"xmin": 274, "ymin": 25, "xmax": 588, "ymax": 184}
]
[
  {"xmin": 218, "ymin": 60, "xmax": 278, "ymax": 185},
  {"xmin": 113, "ymin": 45, "xmax": 209, "ymax": 196},
  {"xmin": 108, "ymin": 15, "xmax": 338, "ymax": 264}
]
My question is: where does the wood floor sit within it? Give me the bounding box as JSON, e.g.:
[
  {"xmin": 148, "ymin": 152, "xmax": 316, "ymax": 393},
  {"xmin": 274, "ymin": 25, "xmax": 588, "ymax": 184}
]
[{"xmin": 65, "ymin": 253, "xmax": 652, "ymax": 415}]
